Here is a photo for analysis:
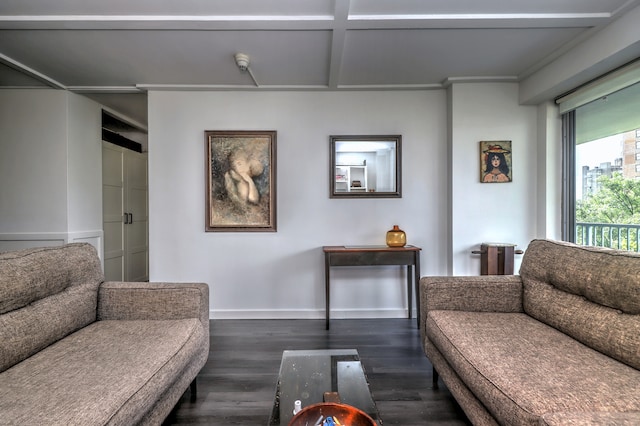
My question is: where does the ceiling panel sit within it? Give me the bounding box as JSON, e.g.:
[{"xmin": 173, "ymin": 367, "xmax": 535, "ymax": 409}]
[
  {"xmin": 0, "ymin": 29, "xmax": 332, "ymax": 87},
  {"xmin": 340, "ymin": 27, "xmax": 587, "ymax": 85}
]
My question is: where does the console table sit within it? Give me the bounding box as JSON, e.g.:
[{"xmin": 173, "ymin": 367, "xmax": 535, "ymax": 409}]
[{"xmin": 323, "ymin": 245, "xmax": 422, "ymax": 330}]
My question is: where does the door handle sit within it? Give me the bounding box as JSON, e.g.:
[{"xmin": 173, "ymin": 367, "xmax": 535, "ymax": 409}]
[
  {"xmin": 123, "ymin": 213, "xmax": 133, "ymax": 224},
  {"xmin": 128, "ymin": 213, "xmax": 133, "ymax": 224}
]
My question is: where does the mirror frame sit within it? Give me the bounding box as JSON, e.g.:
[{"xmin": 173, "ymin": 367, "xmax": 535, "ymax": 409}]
[{"xmin": 330, "ymin": 134, "xmax": 402, "ymax": 198}]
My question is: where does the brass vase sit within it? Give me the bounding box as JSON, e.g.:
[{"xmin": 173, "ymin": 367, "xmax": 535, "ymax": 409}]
[{"xmin": 386, "ymin": 225, "xmax": 406, "ymax": 247}]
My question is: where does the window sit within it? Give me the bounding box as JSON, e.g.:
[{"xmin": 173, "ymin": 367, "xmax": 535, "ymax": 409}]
[{"xmin": 559, "ymin": 61, "xmax": 640, "ymax": 251}]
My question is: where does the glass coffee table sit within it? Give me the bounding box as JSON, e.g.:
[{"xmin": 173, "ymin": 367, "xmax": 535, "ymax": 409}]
[{"xmin": 268, "ymin": 349, "xmax": 381, "ymax": 425}]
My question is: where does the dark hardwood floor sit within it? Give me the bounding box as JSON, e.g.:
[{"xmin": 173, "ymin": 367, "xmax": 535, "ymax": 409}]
[{"xmin": 164, "ymin": 319, "xmax": 471, "ymax": 425}]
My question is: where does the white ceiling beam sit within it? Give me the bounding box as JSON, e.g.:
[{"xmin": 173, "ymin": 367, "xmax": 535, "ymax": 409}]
[
  {"xmin": 0, "ymin": 53, "xmax": 66, "ymax": 89},
  {"xmin": 347, "ymin": 13, "xmax": 610, "ymax": 29},
  {"xmin": 337, "ymin": 84, "xmax": 444, "ymax": 90},
  {"xmin": 0, "ymin": 15, "xmax": 335, "ymax": 30},
  {"xmin": 0, "ymin": 12, "xmax": 611, "ymax": 30},
  {"xmin": 328, "ymin": 0, "xmax": 350, "ymax": 89},
  {"xmin": 612, "ymin": 0, "xmax": 640, "ymax": 16},
  {"xmin": 68, "ymin": 86, "xmax": 143, "ymax": 93},
  {"xmin": 441, "ymin": 76, "xmax": 519, "ymax": 87},
  {"xmin": 135, "ymin": 84, "xmax": 330, "ymax": 91},
  {"xmin": 350, "ymin": 13, "xmax": 611, "ymax": 20}
]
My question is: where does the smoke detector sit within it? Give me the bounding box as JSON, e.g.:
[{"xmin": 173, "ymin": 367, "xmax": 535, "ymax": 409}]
[
  {"xmin": 234, "ymin": 53, "xmax": 250, "ymax": 72},
  {"xmin": 233, "ymin": 52, "xmax": 259, "ymax": 87}
]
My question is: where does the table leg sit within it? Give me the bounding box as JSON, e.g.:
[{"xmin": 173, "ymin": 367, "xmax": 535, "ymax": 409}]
[
  {"xmin": 503, "ymin": 246, "xmax": 515, "ymax": 275},
  {"xmin": 415, "ymin": 252, "xmax": 421, "ymax": 328},
  {"xmin": 407, "ymin": 265, "xmax": 412, "ymax": 319},
  {"xmin": 325, "ymin": 254, "xmax": 331, "ymax": 330},
  {"xmin": 486, "ymin": 245, "xmax": 499, "ymax": 275}
]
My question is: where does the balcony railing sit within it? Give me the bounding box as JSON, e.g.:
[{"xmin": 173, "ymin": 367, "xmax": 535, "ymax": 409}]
[{"xmin": 576, "ymin": 222, "xmax": 640, "ymax": 252}]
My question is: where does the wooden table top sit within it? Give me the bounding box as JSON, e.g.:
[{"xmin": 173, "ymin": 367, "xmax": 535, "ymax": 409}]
[{"xmin": 323, "ymin": 245, "xmax": 421, "ymax": 253}]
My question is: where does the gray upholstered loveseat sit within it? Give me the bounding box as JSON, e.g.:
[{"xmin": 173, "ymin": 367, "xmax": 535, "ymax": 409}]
[
  {"xmin": 0, "ymin": 243, "xmax": 209, "ymax": 425},
  {"xmin": 420, "ymin": 239, "xmax": 640, "ymax": 425}
]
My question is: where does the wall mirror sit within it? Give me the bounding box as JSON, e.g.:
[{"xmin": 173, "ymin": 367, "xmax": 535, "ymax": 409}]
[{"xmin": 330, "ymin": 135, "xmax": 402, "ymax": 198}]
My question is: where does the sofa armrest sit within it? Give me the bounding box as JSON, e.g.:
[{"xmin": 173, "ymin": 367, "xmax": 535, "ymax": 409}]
[
  {"xmin": 419, "ymin": 275, "xmax": 523, "ymax": 331},
  {"xmin": 98, "ymin": 282, "xmax": 209, "ymax": 328}
]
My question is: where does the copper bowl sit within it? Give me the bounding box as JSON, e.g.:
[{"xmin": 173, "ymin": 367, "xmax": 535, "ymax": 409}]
[{"xmin": 288, "ymin": 402, "xmax": 376, "ymax": 426}]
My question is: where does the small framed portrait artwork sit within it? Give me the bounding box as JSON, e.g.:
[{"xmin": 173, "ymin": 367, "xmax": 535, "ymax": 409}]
[{"xmin": 480, "ymin": 141, "xmax": 512, "ymax": 183}]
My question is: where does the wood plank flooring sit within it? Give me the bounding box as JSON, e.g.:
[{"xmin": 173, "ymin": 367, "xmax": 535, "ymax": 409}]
[{"xmin": 164, "ymin": 319, "xmax": 471, "ymax": 425}]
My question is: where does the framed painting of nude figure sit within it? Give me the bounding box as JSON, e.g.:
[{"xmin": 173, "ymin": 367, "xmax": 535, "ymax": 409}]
[
  {"xmin": 479, "ymin": 140, "xmax": 512, "ymax": 183},
  {"xmin": 205, "ymin": 130, "xmax": 277, "ymax": 232}
]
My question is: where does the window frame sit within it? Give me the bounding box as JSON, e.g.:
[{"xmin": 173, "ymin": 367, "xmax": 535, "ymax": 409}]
[{"xmin": 561, "ymin": 110, "xmax": 576, "ymax": 243}]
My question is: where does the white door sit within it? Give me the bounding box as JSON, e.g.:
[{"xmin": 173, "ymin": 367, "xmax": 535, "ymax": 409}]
[
  {"xmin": 124, "ymin": 150, "xmax": 149, "ymax": 281},
  {"xmin": 103, "ymin": 143, "xmax": 125, "ymax": 281},
  {"xmin": 102, "ymin": 142, "xmax": 148, "ymax": 281}
]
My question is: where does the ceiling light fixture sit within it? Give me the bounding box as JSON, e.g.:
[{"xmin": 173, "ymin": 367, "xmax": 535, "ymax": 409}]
[{"xmin": 234, "ymin": 53, "xmax": 259, "ymax": 87}]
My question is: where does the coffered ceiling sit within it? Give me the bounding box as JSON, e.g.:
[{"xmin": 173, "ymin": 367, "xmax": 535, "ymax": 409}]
[{"xmin": 0, "ymin": 0, "xmax": 638, "ymax": 125}]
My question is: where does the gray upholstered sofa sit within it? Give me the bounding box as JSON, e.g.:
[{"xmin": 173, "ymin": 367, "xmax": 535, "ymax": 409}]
[
  {"xmin": 420, "ymin": 239, "xmax": 640, "ymax": 425},
  {"xmin": 0, "ymin": 243, "xmax": 209, "ymax": 425}
]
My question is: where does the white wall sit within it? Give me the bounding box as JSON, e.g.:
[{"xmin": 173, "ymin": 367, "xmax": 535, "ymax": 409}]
[
  {"xmin": 0, "ymin": 90, "xmax": 103, "ymax": 253},
  {"xmin": 66, "ymin": 92, "xmax": 104, "ymax": 254},
  {"xmin": 148, "ymin": 90, "xmax": 449, "ymax": 319},
  {"xmin": 148, "ymin": 88, "xmax": 549, "ymax": 318},
  {"xmin": 449, "ymin": 83, "xmax": 538, "ymax": 275},
  {"xmin": 0, "ymin": 90, "xmax": 68, "ymax": 235},
  {"xmin": 536, "ymin": 102, "xmax": 562, "ymax": 240}
]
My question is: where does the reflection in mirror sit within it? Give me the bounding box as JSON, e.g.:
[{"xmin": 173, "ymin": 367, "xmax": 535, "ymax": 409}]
[{"xmin": 330, "ymin": 135, "xmax": 401, "ymax": 198}]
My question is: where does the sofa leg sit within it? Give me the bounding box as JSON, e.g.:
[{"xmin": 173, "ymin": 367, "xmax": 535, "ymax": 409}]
[
  {"xmin": 190, "ymin": 378, "xmax": 197, "ymax": 402},
  {"xmin": 432, "ymin": 367, "xmax": 439, "ymax": 389}
]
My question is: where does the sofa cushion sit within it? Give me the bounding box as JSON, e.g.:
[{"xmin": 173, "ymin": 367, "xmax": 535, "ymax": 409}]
[
  {"xmin": 0, "ymin": 318, "xmax": 206, "ymax": 426},
  {"xmin": 520, "ymin": 239, "xmax": 640, "ymax": 370},
  {"xmin": 0, "ymin": 243, "xmax": 103, "ymax": 315},
  {"xmin": 427, "ymin": 310, "xmax": 640, "ymax": 426},
  {"xmin": 0, "ymin": 244, "xmax": 104, "ymax": 373},
  {"xmin": 520, "ymin": 239, "xmax": 640, "ymax": 315},
  {"xmin": 524, "ymin": 278, "xmax": 640, "ymax": 371}
]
